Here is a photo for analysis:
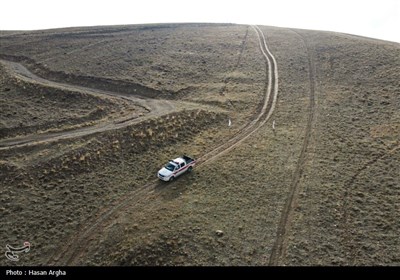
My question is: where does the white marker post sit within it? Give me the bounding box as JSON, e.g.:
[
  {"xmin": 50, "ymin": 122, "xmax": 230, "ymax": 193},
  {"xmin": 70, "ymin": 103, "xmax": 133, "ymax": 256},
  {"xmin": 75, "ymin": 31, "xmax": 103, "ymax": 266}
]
[{"xmin": 272, "ymin": 120, "xmax": 276, "ymax": 136}]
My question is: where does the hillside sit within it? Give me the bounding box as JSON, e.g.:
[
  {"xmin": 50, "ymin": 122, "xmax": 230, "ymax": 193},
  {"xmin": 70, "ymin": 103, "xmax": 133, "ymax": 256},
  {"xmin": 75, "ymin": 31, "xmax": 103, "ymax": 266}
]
[{"xmin": 1, "ymin": 23, "xmax": 399, "ymax": 266}]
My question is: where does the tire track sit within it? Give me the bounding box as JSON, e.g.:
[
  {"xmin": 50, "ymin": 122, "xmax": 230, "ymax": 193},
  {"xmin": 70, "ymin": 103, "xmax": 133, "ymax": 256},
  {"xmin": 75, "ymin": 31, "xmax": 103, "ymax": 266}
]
[
  {"xmin": 342, "ymin": 143, "xmax": 400, "ymax": 265},
  {"xmin": 0, "ymin": 60, "xmax": 215, "ymax": 150},
  {"xmin": 47, "ymin": 180, "xmax": 159, "ymax": 265},
  {"xmin": 198, "ymin": 25, "xmax": 279, "ymax": 166},
  {"xmin": 269, "ymin": 30, "xmax": 316, "ymax": 265},
  {"xmin": 47, "ymin": 25, "xmax": 279, "ymax": 265},
  {"xmin": 220, "ymin": 26, "xmax": 249, "ymax": 97}
]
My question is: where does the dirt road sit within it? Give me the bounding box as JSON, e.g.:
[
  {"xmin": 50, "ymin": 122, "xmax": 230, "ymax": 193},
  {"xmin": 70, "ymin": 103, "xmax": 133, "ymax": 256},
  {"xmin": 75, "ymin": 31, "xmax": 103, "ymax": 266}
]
[
  {"xmin": 268, "ymin": 30, "xmax": 317, "ymax": 265},
  {"xmin": 0, "ymin": 60, "xmax": 216, "ymax": 150},
  {"xmin": 196, "ymin": 25, "xmax": 279, "ymax": 165},
  {"xmin": 46, "ymin": 25, "xmax": 280, "ymax": 265}
]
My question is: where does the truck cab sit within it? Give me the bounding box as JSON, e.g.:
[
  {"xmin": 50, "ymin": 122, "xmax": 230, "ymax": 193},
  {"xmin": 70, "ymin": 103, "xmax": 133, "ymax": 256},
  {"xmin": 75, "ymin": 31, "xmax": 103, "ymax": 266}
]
[{"xmin": 158, "ymin": 155, "xmax": 196, "ymax": 182}]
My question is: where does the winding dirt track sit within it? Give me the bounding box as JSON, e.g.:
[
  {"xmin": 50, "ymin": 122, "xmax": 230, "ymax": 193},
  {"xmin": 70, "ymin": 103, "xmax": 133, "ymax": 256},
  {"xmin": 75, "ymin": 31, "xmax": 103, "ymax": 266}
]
[
  {"xmin": 44, "ymin": 25, "xmax": 280, "ymax": 266},
  {"xmin": 268, "ymin": 30, "xmax": 317, "ymax": 265},
  {"xmin": 197, "ymin": 25, "xmax": 279, "ymax": 166},
  {"xmin": 0, "ymin": 60, "xmax": 214, "ymax": 150}
]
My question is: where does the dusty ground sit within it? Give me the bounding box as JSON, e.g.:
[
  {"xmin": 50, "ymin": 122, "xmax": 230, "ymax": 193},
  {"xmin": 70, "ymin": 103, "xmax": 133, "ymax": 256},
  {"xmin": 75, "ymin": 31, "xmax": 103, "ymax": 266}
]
[{"xmin": 0, "ymin": 23, "xmax": 399, "ymax": 266}]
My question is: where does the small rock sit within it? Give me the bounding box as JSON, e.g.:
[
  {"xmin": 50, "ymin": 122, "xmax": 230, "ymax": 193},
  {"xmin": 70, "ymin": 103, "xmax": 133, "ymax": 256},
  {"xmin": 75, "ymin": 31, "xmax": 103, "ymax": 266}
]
[{"xmin": 215, "ymin": 230, "xmax": 224, "ymax": 237}]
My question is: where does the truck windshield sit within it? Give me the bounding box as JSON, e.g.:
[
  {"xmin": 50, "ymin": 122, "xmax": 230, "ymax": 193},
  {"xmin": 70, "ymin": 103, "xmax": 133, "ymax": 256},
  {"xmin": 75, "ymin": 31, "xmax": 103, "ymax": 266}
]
[{"xmin": 165, "ymin": 162, "xmax": 176, "ymax": 171}]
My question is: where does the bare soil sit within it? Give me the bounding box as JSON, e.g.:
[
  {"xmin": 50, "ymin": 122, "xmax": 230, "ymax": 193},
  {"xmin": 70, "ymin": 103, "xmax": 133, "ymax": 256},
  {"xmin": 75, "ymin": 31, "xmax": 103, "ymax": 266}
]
[{"xmin": 0, "ymin": 23, "xmax": 399, "ymax": 266}]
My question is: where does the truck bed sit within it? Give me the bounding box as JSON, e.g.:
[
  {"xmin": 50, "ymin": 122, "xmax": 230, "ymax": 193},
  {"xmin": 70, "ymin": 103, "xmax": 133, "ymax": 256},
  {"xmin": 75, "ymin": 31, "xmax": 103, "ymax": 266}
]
[{"xmin": 182, "ymin": 155, "xmax": 195, "ymax": 164}]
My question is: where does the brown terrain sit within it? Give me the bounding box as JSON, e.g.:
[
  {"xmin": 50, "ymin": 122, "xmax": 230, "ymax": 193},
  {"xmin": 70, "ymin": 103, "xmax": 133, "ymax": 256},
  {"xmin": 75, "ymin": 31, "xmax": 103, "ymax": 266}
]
[{"xmin": 0, "ymin": 23, "xmax": 399, "ymax": 266}]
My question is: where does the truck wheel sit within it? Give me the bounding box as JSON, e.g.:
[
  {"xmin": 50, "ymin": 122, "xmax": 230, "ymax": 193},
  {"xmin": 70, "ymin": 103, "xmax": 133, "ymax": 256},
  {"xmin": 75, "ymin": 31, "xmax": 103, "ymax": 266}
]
[
  {"xmin": 188, "ymin": 166, "xmax": 193, "ymax": 172},
  {"xmin": 169, "ymin": 176, "xmax": 175, "ymax": 182}
]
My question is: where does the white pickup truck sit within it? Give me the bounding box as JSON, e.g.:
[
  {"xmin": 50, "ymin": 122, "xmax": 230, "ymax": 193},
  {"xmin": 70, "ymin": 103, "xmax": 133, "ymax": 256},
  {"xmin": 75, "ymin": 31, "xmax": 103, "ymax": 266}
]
[{"xmin": 158, "ymin": 155, "xmax": 196, "ymax": 182}]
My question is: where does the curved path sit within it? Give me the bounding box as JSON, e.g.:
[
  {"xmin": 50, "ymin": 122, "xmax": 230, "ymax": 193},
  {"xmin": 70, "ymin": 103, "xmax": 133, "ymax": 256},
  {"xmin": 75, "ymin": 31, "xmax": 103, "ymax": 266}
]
[
  {"xmin": 269, "ymin": 29, "xmax": 317, "ymax": 265},
  {"xmin": 44, "ymin": 25, "xmax": 280, "ymax": 265},
  {"xmin": 0, "ymin": 60, "xmax": 213, "ymax": 150}
]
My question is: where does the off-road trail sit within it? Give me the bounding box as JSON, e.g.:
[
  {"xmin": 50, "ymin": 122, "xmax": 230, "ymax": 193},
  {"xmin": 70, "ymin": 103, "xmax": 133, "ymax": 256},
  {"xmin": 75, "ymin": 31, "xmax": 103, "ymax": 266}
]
[
  {"xmin": 342, "ymin": 142, "xmax": 400, "ymax": 265},
  {"xmin": 2, "ymin": 22, "xmax": 398, "ymax": 267},
  {"xmin": 0, "ymin": 60, "xmax": 216, "ymax": 150},
  {"xmin": 197, "ymin": 25, "xmax": 279, "ymax": 165},
  {"xmin": 268, "ymin": 30, "xmax": 317, "ymax": 265},
  {"xmin": 46, "ymin": 25, "xmax": 280, "ymax": 266}
]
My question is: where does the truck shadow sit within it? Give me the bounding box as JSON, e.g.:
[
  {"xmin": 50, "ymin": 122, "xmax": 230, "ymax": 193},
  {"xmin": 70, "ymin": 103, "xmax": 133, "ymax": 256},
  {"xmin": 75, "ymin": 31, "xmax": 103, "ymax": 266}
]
[{"xmin": 153, "ymin": 172, "xmax": 195, "ymax": 201}]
